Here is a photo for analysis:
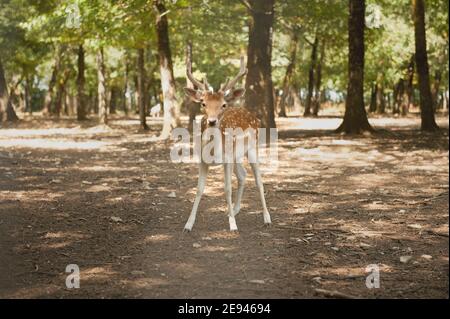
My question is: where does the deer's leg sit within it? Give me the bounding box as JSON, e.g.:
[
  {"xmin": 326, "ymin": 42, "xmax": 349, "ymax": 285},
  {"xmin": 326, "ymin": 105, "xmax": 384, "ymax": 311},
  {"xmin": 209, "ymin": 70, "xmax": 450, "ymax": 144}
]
[
  {"xmin": 184, "ymin": 162, "xmax": 209, "ymax": 232},
  {"xmin": 233, "ymin": 163, "xmax": 246, "ymax": 217},
  {"xmin": 250, "ymin": 162, "xmax": 271, "ymax": 225},
  {"xmin": 224, "ymin": 163, "xmax": 238, "ymax": 231}
]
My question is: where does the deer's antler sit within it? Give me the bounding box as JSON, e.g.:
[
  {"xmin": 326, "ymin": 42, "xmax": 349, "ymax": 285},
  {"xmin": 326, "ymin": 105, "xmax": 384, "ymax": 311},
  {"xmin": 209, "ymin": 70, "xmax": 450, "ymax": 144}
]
[
  {"xmin": 219, "ymin": 55, "xmax": 248, "ymax": 93},
  {"xmin": 186, "ymin": 52, "xmax": 208, "ymax": 91}
]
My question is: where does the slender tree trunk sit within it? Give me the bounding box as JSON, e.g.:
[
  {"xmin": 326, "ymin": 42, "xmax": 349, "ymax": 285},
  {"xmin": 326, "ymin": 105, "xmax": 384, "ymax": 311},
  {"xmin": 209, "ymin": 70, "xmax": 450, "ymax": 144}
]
[
  {"xmin": 375, "ymin": 80, "xmax": 385, "ymax": 114},
  {"xmin": 291, "ymin": 83, "xmax": 302, "ymax": 114},
  {"xmin": 0, "ymin": 57, "xmax": 19, "ymax": 122},
  {"xmin": 154, "ymin": 0, "xmax": 180, "ymax": 139},
  {"xmin": 54, "ymin": 68, "xmax": 70, "ymax": 117},
  {"xmin": 77, "ymin": 44, "xmax": 87, "ymax": 120},
  {"xmin": 279, "ymin": 31, "xmax": 299, "ymax": 118},
  {"xmin": 24, "ymin": 75, "xmax": 32, "ymax": 114},
  {"xmin": 123, "ymin": 58, "xmax": 131, "ymax": 116},
  {"xmin": 402, "ymin": 55, "xmax": 415, "ymax": 116},
  {"xmin": 312, "ymin": 40, "xmax": 325, "ymax": 117},
  {"xmin": 185, "ymin": 41, "xmax": 199, "ymax": 132},
  {"xmin": 97, "ymin": 47, "xmax": 108, "ymax": 125},
  {"xmin": 431, "ymin": 69, "xmax": 441, "ymax": 111},
  {"xmin": 43, "ymin": 46, "xmax": 64, "ymax": 115},
  {"xmin": 413, "ymin": 0, "xmax": 439, "ymax": 131},
  {"xmin": 336, "ymin": 0, "xmax": 372, "ymax": 133},
  {"xmin": 393, "ymin": 79, "xmax": 405, "ymax": 114},
  {"xmin": 304, "ymin": 36, "xmax": 318, "ymax": 117},
  {"xmin": 369, "ymin": 82, "xmax": 377, "ymax": 113},
  {"xmin": 137, "ymin": 48, "xmax": 149, "ymax": 130},
  {"xmin": 244, "ymin": 0, "xmax": 276, "ymax": 130}
]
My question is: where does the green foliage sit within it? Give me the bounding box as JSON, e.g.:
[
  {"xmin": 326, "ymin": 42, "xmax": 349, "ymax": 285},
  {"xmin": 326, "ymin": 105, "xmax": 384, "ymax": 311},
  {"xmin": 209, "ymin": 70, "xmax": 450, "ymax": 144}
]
[{"xmin": 0, "ymin": 0, "xmax": 448, "ymax": 112}]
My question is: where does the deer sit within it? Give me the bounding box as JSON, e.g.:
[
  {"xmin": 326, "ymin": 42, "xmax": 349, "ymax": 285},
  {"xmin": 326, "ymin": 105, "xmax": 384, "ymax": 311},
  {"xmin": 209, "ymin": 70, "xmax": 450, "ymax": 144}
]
[{"xmin": 183, "ymin": 54, "xmax": 271, "ymax": 232}]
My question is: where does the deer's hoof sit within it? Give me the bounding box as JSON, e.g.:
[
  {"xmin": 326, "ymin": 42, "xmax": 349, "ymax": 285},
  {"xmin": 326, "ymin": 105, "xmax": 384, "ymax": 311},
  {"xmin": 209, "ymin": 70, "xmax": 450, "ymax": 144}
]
[
  {"xmin": 183, "ymin": 226, "xmax": 192, "ymax": 233},
  {"xmin": 264, "ymin": 222, "xmax": 272, "ymax": 227}
]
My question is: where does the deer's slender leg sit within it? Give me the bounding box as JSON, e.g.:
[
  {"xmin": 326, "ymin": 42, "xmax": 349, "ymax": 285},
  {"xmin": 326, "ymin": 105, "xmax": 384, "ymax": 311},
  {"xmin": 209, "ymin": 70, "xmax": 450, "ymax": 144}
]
[
  {"xmin": 233, "ymin": 163, "xmax": 246, "ymax": 217},
  {"xmin": 184, "ymin": 162, "xmax": 209, "ymax": 232},
  {"xmin": 224, "ymin": 163, "xmax": 238, "ymax": 231},
  {"xmin": 250, "ymin": 162, "xmax": 271, "ymax": 225}
]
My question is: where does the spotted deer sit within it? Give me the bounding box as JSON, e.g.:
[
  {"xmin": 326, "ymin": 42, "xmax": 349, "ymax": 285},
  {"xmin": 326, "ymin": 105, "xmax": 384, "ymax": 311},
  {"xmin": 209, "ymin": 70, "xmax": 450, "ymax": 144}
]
[{"xmin": 183, "ymin": 55, "xmax": 271, "ymax": 232}]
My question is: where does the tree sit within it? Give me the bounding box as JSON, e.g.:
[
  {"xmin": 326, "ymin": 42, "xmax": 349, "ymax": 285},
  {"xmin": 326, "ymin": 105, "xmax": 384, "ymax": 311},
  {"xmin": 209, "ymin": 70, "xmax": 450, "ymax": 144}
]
[
  {"xmin": 278, "ymin": 30, "xmax": 299, "ymax": 118},
  {"xmin": 77, "ymin": 44, "xmax": 87, "ymax": 120},
  {"xmin": 154, "ymin": 0, "xmax": 179, "ymax": 139},
  {"xmin": 137, "ymin": 47, "xmax": 149, "ymax": 130},
  {"xmin": 0, "ymin": 56, "xmax": 19, "ymax": 122},
  {"xmin": 412, "ymin": 0, "xmax": 439, "ymax": 131},
  {"xmin": 97, "ymin": 47, "xmax": 107, "ymax": 125},
  {"xmin": 336, "ymin": 0, "xmax": 372, "ymax": 134},
  {"xmin": 243, "ymin": 0, "xmax": 276, "ymax": 130}
]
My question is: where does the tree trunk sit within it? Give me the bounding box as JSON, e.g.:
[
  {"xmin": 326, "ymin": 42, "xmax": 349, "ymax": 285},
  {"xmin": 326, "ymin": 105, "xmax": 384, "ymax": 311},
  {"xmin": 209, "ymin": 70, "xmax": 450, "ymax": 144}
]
[
  {"xmin": 77, "ymin": 44, "xmax": 87, "ymax": 120},
  {"xmin": 154, "ymin": 0, "xmax": 180, "ymax": 139},
  {"xmin": 312, "ymin": 40, "xmax": 325, "ymax": 117},
  {"xmin": 291, "ymin": 83, "xmax": 302, "ymax": 114},
  {"xmin": 393, "ymin": 79, "xmax": 405, "ymax": 114},
  {"xmin": 375, "ymin": 80, "xmax": 385, "ymax": 114},
  {"xmin": 413, "ymin": 0, "xmax": 439, "ymax": 131},
  {"xmin": 369, "ymin": 82, "xmax": 377, "ymax": 113},
  {"xmin": 279, "ymin": 31, "xmax": 299, "ymax": 117},
  {"xmin": 185, "ymin": 41, "xmax": 199, "ymax": 132},
  {"xmin": 336, "ymin": 0, "xmax": 372, "ymax": 134},
  {"xmin": 43, "ymin": 46, "xmax": 64, "ymax": 115},
  {"xmin": 0, "ymin": 57, "xmax": 19, "ymax": 122},
  {"xmin": 304, "ymin": 36, "xmax": 318, "ymax": 117},
  {"xmin": 123, "ymin": 59, "xmax": 131, "ymax": 116},
  {"xmin": 244, "ymin": 0, "xmax": 276, "ymax": 130},
  {"xmin": 431, "ymin": 69, "xmax": 441, "ymax": 111},
  {"xmin": 97, "ymin": 47, "xmax": 108, "ymax": 125},
  {"xmin": 24, "ymin": 75, "xmax": 32, "ymax": 114},
  {"xmin": 54, "ymin": 68, "xmax": 70, "ymax": 117},
  {"xmin": 402, "ymin": 55, "xmax": 415, "ymax": 116},
  {"xmin": 137, "ymin": 48, "xmax": 149, "ymax": 130}
]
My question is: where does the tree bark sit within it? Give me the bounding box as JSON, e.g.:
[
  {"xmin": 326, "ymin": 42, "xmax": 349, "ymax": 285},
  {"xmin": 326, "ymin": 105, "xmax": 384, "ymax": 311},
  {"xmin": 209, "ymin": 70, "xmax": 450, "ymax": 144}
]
[
  {"xmin": 43, "ymin": 46, "xmax": 64, "ymax": 115},
  {"xmin": 304, "ymin": 36, "xmax": 318, "ymax": 117},
  {"xmin": 369, "ymin": 82, "xmax": 377, "ymax": 113},
  {"xmin": 375, "ymin": 79, "xmax": 385, "ymax": 114},
  {"xmin": 97, "ymin": 47, "xmax": 108, "ymax": 125},
  {"xmin": 137, "ymin": 48, "xmax": 149, "ymax": 130},
  {"xmin": 54, "ymin": 68, "xmax": 71, "ymax": 117},
  {"xmin": 336, "ymin": 0, "xmax": 372, "ymax": 134},
  {"xmin": 185, "ymin": 41, "xmax": 199, "ymax": 132},
  {"xmin": 279, "ymin": 30, "xmax": 299, "ymax": 118},
  {"xmin": 24, "ymin": 75, "xmax": 32, "ymax": 114},
  {"xmin": 431, "ymin": 69, "xmax": 441, "ymax": 111},
  {"xmin": 244, "ymin": 0, "xmax": 276, "ymax": 130},
  {"xmin": 123, "ymin": 58, "xmax": 131, "ymax": 116},
  {"xmin": 0, "ymin": 57, "xmax": 19, "ymax": 122},
  {"xmin": 412, "ymin": 0, "xmax": 439, "ymax": 131},
  {"xmin": 154, "ymin": 0, "xmax": 180, "ymax": 139},
  {"xmin": 312, "ymin": 40, "xmax": 325, "ymax": 117},
  {"xmin": 77, "ymin": 44, "xmax": 87, "ymax": 120}
]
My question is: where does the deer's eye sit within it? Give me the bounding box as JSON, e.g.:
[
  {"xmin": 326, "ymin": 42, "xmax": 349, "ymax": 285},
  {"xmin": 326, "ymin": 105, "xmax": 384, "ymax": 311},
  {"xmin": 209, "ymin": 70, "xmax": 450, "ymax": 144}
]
[
  {"xmin": 201, "ymin": 102, "xmax": 206, "ymax": 107},
  {"xmin": 222, "ymin": 103, "xmax": 227, "ymax": 108}
]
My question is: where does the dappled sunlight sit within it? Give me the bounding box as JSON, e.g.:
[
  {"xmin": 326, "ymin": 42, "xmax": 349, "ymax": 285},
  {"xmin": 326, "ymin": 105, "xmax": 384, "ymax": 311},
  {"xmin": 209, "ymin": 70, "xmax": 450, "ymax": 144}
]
[
  {"xmin": 0, "ymin": 138, "xmax": 109, "ymax": 150},
  {"xmin": 144, "ymin": 234, "xmax": 173, "ymax": 243},
  {"xmin": 0, "ymin": 115, "xmax": 447, "ymax": 298}
]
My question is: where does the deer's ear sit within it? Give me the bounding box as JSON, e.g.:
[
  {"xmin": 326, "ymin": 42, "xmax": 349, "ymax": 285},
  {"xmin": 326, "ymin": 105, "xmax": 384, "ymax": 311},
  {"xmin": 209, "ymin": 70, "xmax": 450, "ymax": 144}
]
[
  {"xmin": 225, "ymin": 88, "xmax": 245, "ymax": 103},
  {"xmin": 184, "ymin": 88, "xmax": 202, "ymax": 103}
]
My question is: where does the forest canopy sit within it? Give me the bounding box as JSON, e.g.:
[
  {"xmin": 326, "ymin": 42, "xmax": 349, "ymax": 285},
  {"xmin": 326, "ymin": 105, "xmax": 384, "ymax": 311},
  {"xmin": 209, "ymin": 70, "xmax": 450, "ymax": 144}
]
[{"xmin": 0, "ymin": 0, "xmax": 448, "ymax": 133}]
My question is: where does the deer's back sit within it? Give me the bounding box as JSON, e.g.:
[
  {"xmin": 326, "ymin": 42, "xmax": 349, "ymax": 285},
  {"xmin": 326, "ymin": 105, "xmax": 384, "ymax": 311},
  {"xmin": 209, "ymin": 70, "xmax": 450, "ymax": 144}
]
[{"xmin": 201, "ymin": 107, "xmax": 260, "ymax": 134}]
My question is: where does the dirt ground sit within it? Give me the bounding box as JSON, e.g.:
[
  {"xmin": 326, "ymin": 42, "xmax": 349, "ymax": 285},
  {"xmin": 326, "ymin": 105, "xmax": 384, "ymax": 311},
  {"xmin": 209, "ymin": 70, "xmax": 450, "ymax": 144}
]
[{"xmin": 0, "ymin": 113, "xmax": 448, "ymax": 299}]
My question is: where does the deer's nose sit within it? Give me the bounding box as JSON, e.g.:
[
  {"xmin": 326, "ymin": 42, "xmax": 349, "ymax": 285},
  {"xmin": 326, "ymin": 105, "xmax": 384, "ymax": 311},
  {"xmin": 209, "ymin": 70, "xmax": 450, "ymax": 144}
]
[{"xmin": 208, "ymin": 119, "xmax": 217, "ymax": 126}]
